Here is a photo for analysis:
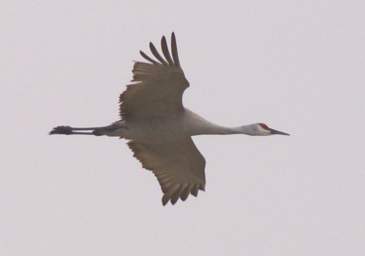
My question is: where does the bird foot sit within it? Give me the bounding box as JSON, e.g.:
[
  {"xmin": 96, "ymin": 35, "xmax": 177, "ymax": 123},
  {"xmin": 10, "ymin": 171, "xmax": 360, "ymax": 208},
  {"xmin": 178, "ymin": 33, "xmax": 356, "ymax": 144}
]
[{"xmin": 49, "ymin": 126, "xmax": 73, "ymax": 135}]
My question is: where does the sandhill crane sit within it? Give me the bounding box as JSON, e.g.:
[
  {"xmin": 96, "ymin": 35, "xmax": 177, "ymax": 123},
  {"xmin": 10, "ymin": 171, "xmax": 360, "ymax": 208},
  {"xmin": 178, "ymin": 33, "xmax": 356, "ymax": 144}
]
[{"xmin": 50, "ymin": 33, "xmax": 289, "ymax": 205}]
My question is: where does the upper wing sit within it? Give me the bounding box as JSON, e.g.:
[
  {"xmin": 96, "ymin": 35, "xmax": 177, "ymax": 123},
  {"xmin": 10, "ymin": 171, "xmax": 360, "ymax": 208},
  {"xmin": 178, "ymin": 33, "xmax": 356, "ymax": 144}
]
[
  {"xmin": 119, "ymin": 33, "xmax": 189, "ymax": 121},
  {"xmin": 128, "ymin": 137, "xmax": 206, "ymax": 205}
]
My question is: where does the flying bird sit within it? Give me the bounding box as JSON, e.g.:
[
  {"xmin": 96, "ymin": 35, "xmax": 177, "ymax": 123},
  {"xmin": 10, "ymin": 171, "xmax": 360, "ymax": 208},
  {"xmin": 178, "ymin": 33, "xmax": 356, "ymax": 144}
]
[{"xmin": 50, "ymin": 33, "xmax": 289, "ymax": 205}]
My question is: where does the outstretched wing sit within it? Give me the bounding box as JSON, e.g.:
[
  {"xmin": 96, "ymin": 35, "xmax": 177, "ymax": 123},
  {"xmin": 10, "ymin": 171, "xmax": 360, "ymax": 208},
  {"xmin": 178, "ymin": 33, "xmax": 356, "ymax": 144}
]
[
  {"xmin": 128, "ymin": 138, "xmax": 206, "ymax": 205},
  {"xmin": 119, "ymin": 33, "xmax": 189, "ymax": 121}
]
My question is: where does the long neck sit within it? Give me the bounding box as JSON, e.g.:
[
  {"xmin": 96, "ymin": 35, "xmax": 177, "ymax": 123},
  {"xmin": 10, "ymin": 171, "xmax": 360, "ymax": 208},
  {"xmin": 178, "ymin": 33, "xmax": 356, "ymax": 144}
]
[
  {"xmin": 185, "ymin": 109, "xmax": 254, "ymax": 136},
  {"xmin": 191, "ymin": 124, "xmax": 253, "ymax": 136}
]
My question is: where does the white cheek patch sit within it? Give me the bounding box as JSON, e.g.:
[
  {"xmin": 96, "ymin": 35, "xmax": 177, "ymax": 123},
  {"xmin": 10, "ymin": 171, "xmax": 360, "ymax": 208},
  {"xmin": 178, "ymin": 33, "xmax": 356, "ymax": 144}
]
[{"xmin": 257, "ymin": 125, "xmax": 271, "ymax": 135}]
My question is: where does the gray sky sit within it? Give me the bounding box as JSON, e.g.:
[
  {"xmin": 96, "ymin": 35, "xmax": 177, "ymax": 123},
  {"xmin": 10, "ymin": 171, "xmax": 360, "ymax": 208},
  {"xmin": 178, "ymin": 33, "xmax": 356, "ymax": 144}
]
[{"xmin": 1, "ymin": 0, "xmax": 365, "ymax": 255}]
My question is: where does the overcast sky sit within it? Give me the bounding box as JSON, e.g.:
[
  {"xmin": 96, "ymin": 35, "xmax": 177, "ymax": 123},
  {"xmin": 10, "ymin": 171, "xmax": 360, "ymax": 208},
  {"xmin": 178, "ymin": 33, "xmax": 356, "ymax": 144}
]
[{"xmin": 1, "ymin": 0, "xmax": 365, "ymax": 255}]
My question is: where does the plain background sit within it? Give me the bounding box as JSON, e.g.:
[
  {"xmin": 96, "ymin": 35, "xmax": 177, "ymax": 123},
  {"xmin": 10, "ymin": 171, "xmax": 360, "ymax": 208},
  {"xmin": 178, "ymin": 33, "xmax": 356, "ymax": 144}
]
[{"xmin": 1, "ymin": 0, "xmax": 364, "ymax": 255}]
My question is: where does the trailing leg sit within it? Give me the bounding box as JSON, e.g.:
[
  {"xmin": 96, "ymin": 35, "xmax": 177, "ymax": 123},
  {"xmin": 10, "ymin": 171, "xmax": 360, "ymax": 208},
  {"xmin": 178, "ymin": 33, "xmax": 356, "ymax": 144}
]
[{"xmin": 49, "ymin": 121, "xmax": 126, "ymax": 136}]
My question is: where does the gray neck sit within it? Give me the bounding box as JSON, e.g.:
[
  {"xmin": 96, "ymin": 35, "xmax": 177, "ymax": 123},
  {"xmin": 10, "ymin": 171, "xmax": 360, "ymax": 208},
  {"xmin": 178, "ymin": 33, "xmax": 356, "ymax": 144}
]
[
  {"xmin": 185, "ymin": 109, "xmax": 255, "ymax": 136},
  {"xmin": 190, "ymin": 123, "xmax": 255, "ymax": 136}
]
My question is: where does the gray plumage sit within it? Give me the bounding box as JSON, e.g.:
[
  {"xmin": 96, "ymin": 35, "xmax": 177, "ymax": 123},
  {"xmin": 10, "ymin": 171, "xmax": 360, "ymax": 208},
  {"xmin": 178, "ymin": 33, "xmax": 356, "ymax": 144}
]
[{"xmin": 50, "ymin": 33, "xmax": 289, "ymax": 206}]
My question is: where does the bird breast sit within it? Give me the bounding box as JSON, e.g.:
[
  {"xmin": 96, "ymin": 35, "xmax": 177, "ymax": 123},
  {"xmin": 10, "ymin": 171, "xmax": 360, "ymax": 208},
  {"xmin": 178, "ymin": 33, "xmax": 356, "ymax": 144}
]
[
  {"xmin": 121, "ymin": 109, "xmax": 216, "ymax": 142},
  {"xmin": 122, "ymin": 116, "xmax": 186, "ymax": 142}
]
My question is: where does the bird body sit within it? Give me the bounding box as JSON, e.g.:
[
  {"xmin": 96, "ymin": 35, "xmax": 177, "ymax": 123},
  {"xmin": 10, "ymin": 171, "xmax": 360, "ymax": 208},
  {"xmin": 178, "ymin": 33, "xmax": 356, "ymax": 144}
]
[
  {"xmin": 50, "ymin": 33, "xmax": 289, "ymax": 205},
  {"xmin": 103, "ymin": 109, "xmax": 239, "ymax": 140}
]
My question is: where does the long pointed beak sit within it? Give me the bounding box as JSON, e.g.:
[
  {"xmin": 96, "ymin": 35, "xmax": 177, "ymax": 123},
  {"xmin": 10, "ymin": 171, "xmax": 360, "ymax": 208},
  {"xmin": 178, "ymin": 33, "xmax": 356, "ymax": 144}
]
[{"xmin": 269, "ymin": 128, "xmax": 290, "ymax": 136}]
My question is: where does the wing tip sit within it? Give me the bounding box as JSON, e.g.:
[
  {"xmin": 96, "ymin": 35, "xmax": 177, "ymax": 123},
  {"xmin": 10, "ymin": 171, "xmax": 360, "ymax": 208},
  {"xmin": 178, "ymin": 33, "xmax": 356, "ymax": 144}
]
[
  {"xmin": 170, "ymin": 32, "xmax": 180, "ymax": 67},
  {"xmin": 137, "ymin": 32, "xmax": 181, "ymax": 68},
  {"xmin": 162, "ymin": 195, "xmax": 169, "ymax": 206},
  {"xmin": 160, "ymin": 182, "xmax": 205, "ymax": 206}
]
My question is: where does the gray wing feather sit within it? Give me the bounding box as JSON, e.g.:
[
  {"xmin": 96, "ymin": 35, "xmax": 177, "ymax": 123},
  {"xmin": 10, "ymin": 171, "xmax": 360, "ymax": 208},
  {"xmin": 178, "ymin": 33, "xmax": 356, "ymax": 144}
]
[
  {"xmin": 171, "ymin": 32, "xmax": 180, "ymax": 67},
  {"xmin": 128, "ymin": 138, "xmax": 206, "ymax": 206},
  {"xmin": 139, "ymin": 50, "xmax": 158, "ymax": 64},
  {"xmin": 161, "ymin": 36, "xmax": 174, "ymax": 65},
  {"xmin": 119, "ymin": 33, "xmax": 189, "ymax": 121},
  {"xmin": 149, "ymin": 42, "xmax": 168, "ymax": 65}
]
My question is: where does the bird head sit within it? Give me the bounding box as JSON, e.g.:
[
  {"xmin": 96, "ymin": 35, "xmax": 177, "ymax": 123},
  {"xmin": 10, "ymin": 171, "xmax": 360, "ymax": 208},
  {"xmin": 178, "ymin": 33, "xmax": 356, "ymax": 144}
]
[
  {"xmin": 241, "ymin": 123, "xmax": 290, "ymax": 136},
  {"xmin": 255, "ymin": 123, "xmax": 290, "ymax": 136}
]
